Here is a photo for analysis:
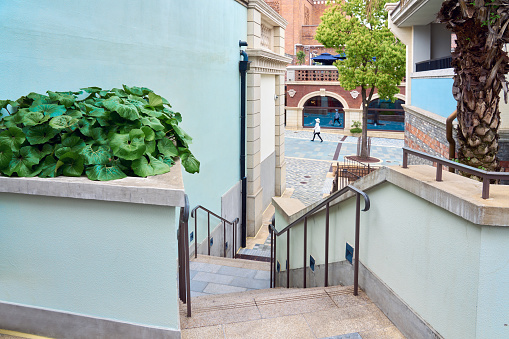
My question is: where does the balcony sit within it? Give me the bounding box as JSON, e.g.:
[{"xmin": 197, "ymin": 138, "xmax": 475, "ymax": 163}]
[
  {"xmin": 415, "ymin": 56, "xmax": 452, "ymax": 72},
  {"xmin": 287, "ymin": 65, "xmax": 339, "ymax": 82}
]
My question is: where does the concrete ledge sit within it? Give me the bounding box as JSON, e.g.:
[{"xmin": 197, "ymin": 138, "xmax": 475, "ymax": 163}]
[
  {"xmin": 0, "ymin": 301, "xmax": 180, "ymax": 339},
  {"xmin": 274, "ymin": 165, "xmax": 509, "ymax": 226},
  {"xmin": 0, "ymin": 160, "xmax": 185, "ymax": 207}
]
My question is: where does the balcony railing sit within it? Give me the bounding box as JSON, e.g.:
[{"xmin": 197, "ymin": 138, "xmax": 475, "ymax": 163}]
[
  {"xmin": 415, "ymin": 56, "xmax": 452, "ymax": 72},
  {"xmin": 287, "ymin": 66, "xmax": 339, "ymax": 82}
]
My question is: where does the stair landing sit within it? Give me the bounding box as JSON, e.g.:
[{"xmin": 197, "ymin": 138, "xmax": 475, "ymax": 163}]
[{"xmin": 180, "ymin": 284, "xmax": 405, "ymax": 339}]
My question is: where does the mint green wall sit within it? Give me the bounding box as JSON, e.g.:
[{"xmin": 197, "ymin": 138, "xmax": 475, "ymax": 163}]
[
  {"xmin": 0, "ymin": 193, "xmax": 178, "ymax": 329},
  {"xmin": 275, "ymin": 183, "xmax": 491, "ymax": 338},
  {"xmin": 476, "ymin": 226, "xmax": 509, "ymax": 338},
  {"xmin": 0, "ymin": 0, "xmax": 247, "ymax": 243}
]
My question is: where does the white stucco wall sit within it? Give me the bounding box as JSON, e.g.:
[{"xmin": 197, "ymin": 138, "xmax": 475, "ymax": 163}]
[
  {"xmin": 260, "ymin": 74, "xmax": 276, "ymax": 162},
  {"xmin": 274, "ymin": 180, "xmax": 509, "ymax": 338}
]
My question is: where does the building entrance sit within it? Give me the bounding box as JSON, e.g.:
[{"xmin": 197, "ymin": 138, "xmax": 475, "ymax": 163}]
[{"xmin": 303, "ymin": 96, "xmax": 344, "ymax": 128}]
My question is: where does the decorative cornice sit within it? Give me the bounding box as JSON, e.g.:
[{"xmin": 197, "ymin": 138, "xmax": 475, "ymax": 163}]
[
  {"xmin": 248, "ymin": 0, "xmax": 288, "ymax": 28},
  {"xmin": 248, "ymin": 48, "xmax": 292, "ymax": 74},
  {"xmin": 234, "ymin": 0, "xmax": 249, "ymax": 7},
  {"xmin": 411, "ymin": 68, "xmax": 454, "ymax": 79}
]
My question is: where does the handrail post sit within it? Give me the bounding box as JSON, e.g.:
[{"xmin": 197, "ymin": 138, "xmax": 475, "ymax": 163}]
[
  {"xmin": 287, "ymin": 230, "xmax": 290, "ymax": 288},
  {"xmin": 436, "ymin": 163, "xmax": 443, "ymax": 182},
  {"xmin": 402, "ymin": 149, "xmax": 408, "ymax": 168},
  {"xmin": 207, "ymin": 213, "xmax": 210, "ymax": 256},
  {"xmin": 354, "ymin": 193, "xmax": 361, "ymax": 296},
  {"xmin": 303, "ymin": 217, "xmax": 307, "ymax": 288},
  {"xmin": 233, "ymin": 220, "xmax": 236, "ymax": 259},
  {"xmin": 270, "ymin": 226, "xmax": 273, "ymax": 288},
  {"xmin": 273, "ymin": 230, "xmax": 277, "ymax": 288},
  {"xmin": 482, "ymin": 177, "xmax": 490, "ymax": 199},
  {"xmin": 183, "ymin": 208, "xmax": 191, "ymax": 317},
  {"xmin": 194, "ymin": 214, "xmax": 198, "ymax": 258},
  {"xmin": 325, "ymin": 202, "xmax": 330, "ymax": 287},
  {"xmin": 223, "ymin": 220, "xmax": 226, "ymax": 257}
]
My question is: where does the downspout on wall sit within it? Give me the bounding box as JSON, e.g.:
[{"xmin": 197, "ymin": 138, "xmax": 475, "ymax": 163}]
[{"xmin": 239, "ymin": 41, "xmax": 250, "ymax": 248}]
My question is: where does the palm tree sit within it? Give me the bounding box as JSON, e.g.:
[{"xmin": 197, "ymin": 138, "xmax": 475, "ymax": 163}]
[{"xmin": 438, "ymin": 0, "xmax": 509, "ymax": 172}]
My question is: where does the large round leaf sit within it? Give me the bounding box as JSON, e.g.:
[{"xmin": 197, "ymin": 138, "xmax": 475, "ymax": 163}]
[
  {"xmin": 158, "ymin": 154, "xmax": 174, "ymax": 167},
  {"xmin": 123, "ymin": 85, "xmax": 144, "ymax": 96},
  {"xmin": 55, "ymin": 146, "xmax": 72, "ymax": 159},
  {"xmin": 36, "ymin": 155, "xmax": 59, "ymax": 178},
  {"xmin": 141, "ymin": 116, "xmax": 164, "ymax": 131},
  {"xmin": 109, "ymin": 129, "xmax": 146, "ymax": 160},
  {"xmin": 116, "ymin": 103, "xmax": 140, "ymax": 121},
  {"xmin": 30, "ymin": 104, "xmax": 66, "ymax": 117},
  {"xmin": 0, "ymin": 142, "xmax": 13, "ymax": 168},
  {"xmin": 140, "ymin": 106, "xmax": 162, "ymax": 118},
  {"xmin": 157, "ymin": 138, "xmax": 178, "ymax": 157},
  {"xmin": 61, "ymin": 134, "xmax": 86, "ymax": 153},
  {"xmin": 81, "ymin": 87, "xmax": 102, "ymax": 94},
  {"xmin": 180, "ymin": 151, "xmax": 200, "ymax": 174},
  {"xmin": 22, "ymin": 112, "xmax": 50, "ymax": 126},
  {"xmin": 141, "ymin": 126, "xmax": 155, "ymax": 141},
  {"xmin": 132, "ymin": 154, "xmax": 171, "ymax": 177},
  {"xmin": 4, "ymin": 146, "xmax": 42, "ymax": 177},
  {"xmin": 24, "ymin": 124, "xmax": 58, "ymax": 145},
  {"xmin": 102, "ymin": 97, "xmax": 121, "ymax": 111},
  {"xmin": 81, "ymin": 145, "xmax": 111, "ymax": 165},
  {"xmin": 78, "ymin": 117, "xmax": 96, "ymax": 137},
  {"xmin": 47, "ymin": 91, "xmax": 75, "ymax": 108},
  {"xmin": 49, "ymin": 115, "xmax": 79, "ymax": 130},
  {"xmin": 86, "ymin": 164, "xmax": 127, "ymax": 181},
  {"xmin": 0, "ymin": 126, "xmax": 25, "ymax": 151},
  {"xmin": 56, "ymin": 152, "xmax": 84, "ymax": 177}
]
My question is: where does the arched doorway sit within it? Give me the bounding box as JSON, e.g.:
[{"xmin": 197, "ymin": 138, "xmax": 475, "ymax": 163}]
[
  {"xmin": 367, "ymin": 98, "xmax": 405, "ymax": 131},
  {"xmin": 303, "ymin": 96, "xmax": 344, "ymax": 128}
]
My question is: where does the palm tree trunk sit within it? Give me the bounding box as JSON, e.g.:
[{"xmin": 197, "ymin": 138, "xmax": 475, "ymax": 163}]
[{"xmin": 438, "ymin": 0, "xmax": 509, "ymax": 172}]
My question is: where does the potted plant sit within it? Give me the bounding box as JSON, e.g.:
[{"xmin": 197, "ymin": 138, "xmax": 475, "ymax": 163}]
[{"xmin": 350, "ymin": 120, "xmax": 362, "ymax": 137}]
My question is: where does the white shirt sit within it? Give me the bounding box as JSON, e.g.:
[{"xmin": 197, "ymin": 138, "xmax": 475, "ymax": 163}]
[{"xmin": 314, "ymin": 122, "xmax": 320, "ymax": 133}]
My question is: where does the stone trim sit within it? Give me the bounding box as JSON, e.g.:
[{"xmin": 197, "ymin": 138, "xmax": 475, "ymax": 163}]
[
  {"xmin": 0, "ymin": 301, "xmax": 180, "ymax": 339},
  {"xmin": 248, "ymin": 0, "xmax": 288, "ymax": 28},
  {"xmin": 411, "ymin": 68, "xmax": 454, "ymax": 79},
  {"xmin": 234, "ymin": 0, "xmax": 249, "ymax": 7},
  {"xmin": 274, "ymin": 165, "xmax": 509, "ymax": 226},
  {"xmin": 248, "ymin": 49, "xmax": 292, "ymax": 74},
  {"xmin": 402, "ymin": 104, "xmax": 455, "ymax": 127},
  {"xmin": 0, "ymin": 160, "xmax": 185, "ymax": 207}
]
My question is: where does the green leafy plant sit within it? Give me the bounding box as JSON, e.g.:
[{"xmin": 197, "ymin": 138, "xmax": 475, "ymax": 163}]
[
  {"xmin": 0, "ymin": 85, "xmax": 199, "ymax": 181},
  {"xmin": 350, "ymin": 120, "xmax": 362, "ymax": 134},
  {"xmin": 296, "ymin": 50, "xmax": 306, "ymax": 65}
]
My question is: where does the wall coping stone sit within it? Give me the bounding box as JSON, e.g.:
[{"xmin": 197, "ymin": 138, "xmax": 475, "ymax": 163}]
[
  {"xmin": 0, "ymin": 160, "xmax": 185, "ymax": 207},
  {"xmin": 273, "ymin": 165, "xmax": 509, "ymax": 227},
  {"xmin": 403, "ymin": 104, "xmax": 457, "ymax": 127}
]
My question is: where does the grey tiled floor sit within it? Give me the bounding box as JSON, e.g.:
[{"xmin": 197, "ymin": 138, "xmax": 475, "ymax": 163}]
[{"xmin": 190, "ymin": 261, "xmax": 270, "ymax": 297}]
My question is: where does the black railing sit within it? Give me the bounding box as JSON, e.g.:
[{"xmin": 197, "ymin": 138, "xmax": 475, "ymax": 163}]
[
  {"xmin": 190, "ymin": 205, "xmax": 239, "ymax": 259},
  {"xmin": 415, "ymin": 56, "xmax": 452, "ymax": 72},
  {"xmin": 402, "ymin": 147, "xmax": 509, "ymax": 199},
  {"xmin": 269, "ymin": 185, "xmax": 370, "ymax": 296},
  {"xmin": 177, "ymin": 195, "xmax": 191, "ymax": 317}
]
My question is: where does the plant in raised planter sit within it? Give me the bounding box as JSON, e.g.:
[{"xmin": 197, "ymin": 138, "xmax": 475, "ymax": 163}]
[
  {"xmin": 0, "ymin": 85, "xmax": 199, "ymax": 181},
  {"xmin": 350, "ymin": 120, "xmax": 362, "ymax": 135}
]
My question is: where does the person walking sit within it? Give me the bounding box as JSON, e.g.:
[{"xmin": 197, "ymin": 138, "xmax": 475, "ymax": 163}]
[
  {"xmin": 333, "ymin": 109, "xmax": 341, "ymax": 126},
  {"xmin": 311, "ymin": 118, "xmax": 323, "ymax": 142}
]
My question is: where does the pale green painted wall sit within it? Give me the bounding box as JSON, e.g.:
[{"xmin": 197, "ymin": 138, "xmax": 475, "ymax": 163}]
[
  {"xmin": 0, "ymin": 0, "xmax": 247, "ymax": 243},
  {"xmin": 0, "ymin": 193, "xmax": 178, "ymax": 330},
  {"xmin": 275, "ymin": 182, "xmax": 491, "ymax": 338}
]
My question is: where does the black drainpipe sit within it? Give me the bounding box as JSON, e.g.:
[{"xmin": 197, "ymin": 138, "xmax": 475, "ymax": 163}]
[{"xmin": 239, "ymin": 40, "xmax": 250, "ymax": 248}]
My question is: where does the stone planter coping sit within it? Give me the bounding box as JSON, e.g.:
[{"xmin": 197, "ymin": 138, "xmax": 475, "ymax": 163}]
[{"xmin": 0, "ymin": 160, "xmax": 185, "ymax": 207}]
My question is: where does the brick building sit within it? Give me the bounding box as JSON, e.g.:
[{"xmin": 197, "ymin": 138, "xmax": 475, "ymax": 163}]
[{"xmin": 265, "ymin": 0, "xmax": 338, "ymax": 64}]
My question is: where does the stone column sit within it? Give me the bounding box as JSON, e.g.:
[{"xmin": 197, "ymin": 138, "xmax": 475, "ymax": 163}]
[{"xmin": 275, "ymin": 73, "xmax": 286, "ymax": 196}]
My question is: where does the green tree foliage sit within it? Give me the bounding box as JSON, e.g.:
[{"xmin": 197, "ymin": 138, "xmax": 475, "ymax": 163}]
[
  {"xmin": 296, "ymin": 50, "xmax": 306, "ymax": 65},
  {"xmin": 315, "ymin": 0, "xmax": 405, "ymax": 157},
  {"xmin": 0, "ymin": 85, "xmax": 199, "ymax": 180}
]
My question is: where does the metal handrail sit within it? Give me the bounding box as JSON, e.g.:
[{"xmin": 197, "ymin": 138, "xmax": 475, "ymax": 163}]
[
  {"xmin": 402, "ymin": 147, "xmax": 509, "ymax": 199},
  {"xmin": 190, "ymin": 205, "xmax": 239, "ymax": 259},
  {"xmin": 178, "ymin": 195, "xmax": 191, "ymax": 317},
  {"xmin": 269, "ymin": 185, "xmax": 370, "ymax": 295}
]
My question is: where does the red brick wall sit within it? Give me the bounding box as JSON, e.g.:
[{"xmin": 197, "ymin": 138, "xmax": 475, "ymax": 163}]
[
  {"xmin": 295, "ymin": 45, "xmax": 337, "ymax": 65},
  {"xmin": 405, "ymin": 123, "xmax": 449, "ymax": 158}
]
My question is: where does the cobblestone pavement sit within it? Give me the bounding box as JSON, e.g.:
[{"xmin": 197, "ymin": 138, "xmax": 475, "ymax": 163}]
[{"xmin": 285, "ymin": 130, "xmax": 404, "ymax": 206}]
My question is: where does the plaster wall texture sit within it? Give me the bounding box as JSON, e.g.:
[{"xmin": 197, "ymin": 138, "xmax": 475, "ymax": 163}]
[
  {"xmin": 261, "ymin": 151, "xmax": 276, "ymax": 210},
  {"xmin": 410, "ymin": 78, "xmax": 456, "ymax": 117},
  {"xmin": 0, "ymin": 192, "xmax": 179, "ymax": 330},
  {"xmin": 260, "ymin": 74, "xmax": 276, "ymax": 161},
  {"xmin": 0, "ymin": 0, "xmax": 247, "ymax": 245},
  {"xmin": 273, "ymin": 169, "xmax": 509, "ymax": 338}
]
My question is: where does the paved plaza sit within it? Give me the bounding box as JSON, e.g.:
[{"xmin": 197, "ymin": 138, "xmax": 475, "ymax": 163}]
[{"xmin": 285, "ymin": 130, "xmax": 404, "ymax": 206}]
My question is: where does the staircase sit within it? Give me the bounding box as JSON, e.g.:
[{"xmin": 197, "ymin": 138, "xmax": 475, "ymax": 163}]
[{"xmin": 180, "ymin": 282, "xmax": 404, "ymax": 338}]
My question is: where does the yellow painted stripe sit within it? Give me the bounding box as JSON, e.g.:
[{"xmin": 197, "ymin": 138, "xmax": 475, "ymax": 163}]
[{"xmin": 0, "ymin": 329, "xmax": 53, "ymax": 339}]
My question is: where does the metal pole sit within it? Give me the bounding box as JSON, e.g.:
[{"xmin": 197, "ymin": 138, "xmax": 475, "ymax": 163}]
[
  {"xmin": 207, "ymin": 213, "xmax": 210, "ymax": 256},
  {"xmin": 194, "ymin": 214, "xmax": 198, "ymax": 258},
  {"xmin": 402, "ymin": 150, "xmax": 408, "ymax": 168},
  {"xmin": 303, "ymin": 217, "xmax": 307, "ymax": 288},
  {"xmin": 274, "ymin": 233, "xmax": 277, "ymax": 288},
  {"xmin": 270, "ymin": 228, "xmax": 273, "ymax": 288},
  {"xmin": 482, "ymin": 177, "xmax": 490, "ymax": 199},
  {"xmin": 287, "ymin": 230, "xmax": 290, "ymax": 288},
  {"xmin": 436, "ymin": 163, "xmax": 443, "ymax": 182},
  {"xmin": 325, "ymin": 202, "xmax": 330, "ymax": 287},
  {"xmin": 354, "ymin": 194, "xmax": 361, "ymax": 296},
  {"xmin": 223, "ymin": 221, "xmax": 226, "ymax": 257}
]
